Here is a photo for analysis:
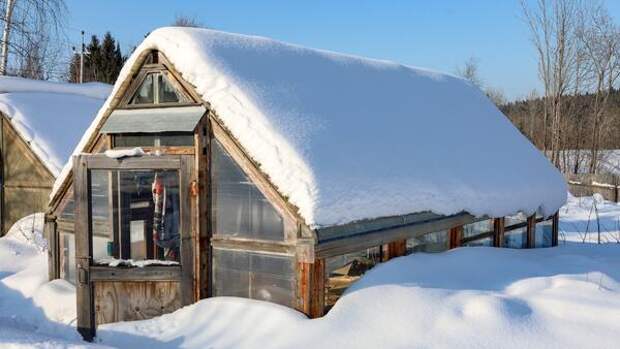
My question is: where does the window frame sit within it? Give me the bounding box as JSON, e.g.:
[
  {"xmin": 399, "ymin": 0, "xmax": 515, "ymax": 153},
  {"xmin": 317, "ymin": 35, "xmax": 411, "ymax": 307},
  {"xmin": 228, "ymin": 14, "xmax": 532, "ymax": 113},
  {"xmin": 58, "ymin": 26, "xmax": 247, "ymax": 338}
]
[{"xmin": 119, "ymin": 65, "xmax": 199, "ymax": 109}]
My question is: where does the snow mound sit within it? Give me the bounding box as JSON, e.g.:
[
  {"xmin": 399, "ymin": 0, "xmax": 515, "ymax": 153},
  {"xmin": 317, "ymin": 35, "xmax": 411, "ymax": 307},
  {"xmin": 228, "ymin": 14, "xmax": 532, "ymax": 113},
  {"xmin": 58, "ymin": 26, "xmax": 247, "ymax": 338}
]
[
  {"xmin": 93, "ymin": 244, "xmax": 620, "ymax": 349},
  {"xmin": 52, "ymin": 27, "xmax": 566, "ymax": 227},
  {"xmin": 0, "ymin": 77, "xmax": 110, "ymax": 177}
]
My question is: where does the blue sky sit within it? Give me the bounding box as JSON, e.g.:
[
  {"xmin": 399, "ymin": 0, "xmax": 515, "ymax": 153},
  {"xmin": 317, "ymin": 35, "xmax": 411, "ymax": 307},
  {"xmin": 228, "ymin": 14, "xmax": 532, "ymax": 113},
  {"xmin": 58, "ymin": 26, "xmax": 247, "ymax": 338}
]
[{"xmin": 66, "ymin": 0, "xmax": 620, "ymax": 101}]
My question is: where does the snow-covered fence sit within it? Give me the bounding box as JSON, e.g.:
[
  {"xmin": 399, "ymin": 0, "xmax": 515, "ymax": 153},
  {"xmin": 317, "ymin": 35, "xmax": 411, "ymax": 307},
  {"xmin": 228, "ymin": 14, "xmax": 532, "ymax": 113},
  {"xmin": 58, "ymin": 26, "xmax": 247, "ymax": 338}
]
[{"xmin": 565, "ymin": 173, "xmax": 620, "ymax": 203}]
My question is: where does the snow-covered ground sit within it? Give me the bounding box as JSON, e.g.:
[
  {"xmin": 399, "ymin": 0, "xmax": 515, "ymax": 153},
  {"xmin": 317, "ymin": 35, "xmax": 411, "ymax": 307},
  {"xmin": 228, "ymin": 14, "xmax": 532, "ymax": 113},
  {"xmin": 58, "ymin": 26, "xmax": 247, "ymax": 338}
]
[{"xmin": 1, "ymin": 198, "xmax": 619, "ymax": 348}]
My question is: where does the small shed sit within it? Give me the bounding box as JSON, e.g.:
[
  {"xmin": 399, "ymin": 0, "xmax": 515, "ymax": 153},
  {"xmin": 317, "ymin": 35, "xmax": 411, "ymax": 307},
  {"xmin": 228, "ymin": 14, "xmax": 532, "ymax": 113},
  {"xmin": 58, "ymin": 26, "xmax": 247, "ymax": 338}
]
[
  {"xmin": 44, "ymin": 28, "xmax": 567, "ymax": 341},
  {"xmin": 0, "ymin": 76, "xmax": 109, "ymax": 234}
]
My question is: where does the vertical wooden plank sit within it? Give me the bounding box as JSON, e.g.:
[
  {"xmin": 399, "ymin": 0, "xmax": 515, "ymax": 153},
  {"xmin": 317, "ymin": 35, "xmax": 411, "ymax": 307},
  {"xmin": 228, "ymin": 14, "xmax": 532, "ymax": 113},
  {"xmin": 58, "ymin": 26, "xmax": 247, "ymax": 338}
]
[
  {"xmin": 74, "ymin": 155, "xmax": 95, "ymax": 341},
  {"xmin": 493, "ymin": 217, "xmax": 505, "ymax": 248},
  {"xmin": 382, "ymin": 240, "xmax": 407, "ymax": 261},
  {"xmin": 298, "ymin": 259, "xmax": 325, "ymax": 318},
  {"xmin": 449, "ymin": 226, "xmax": 463, "ymax": 249},
  {"xmin": 552, "ymin": 211, "xmax": 559, "ymax": 246},
  {"xmin": 45, "ymin": 215, "xmax": 59, "ymax": 280},
  {"xmin": 194, "ymin": 119, "xmax": 209, "ymax": 299},
  {"xmin": 526, "ymin": 215, "xmax": 536, "ymax": 249},
  {"xmin": 179, "ymin": 155, "xmax": 195, "ymax": 306}
]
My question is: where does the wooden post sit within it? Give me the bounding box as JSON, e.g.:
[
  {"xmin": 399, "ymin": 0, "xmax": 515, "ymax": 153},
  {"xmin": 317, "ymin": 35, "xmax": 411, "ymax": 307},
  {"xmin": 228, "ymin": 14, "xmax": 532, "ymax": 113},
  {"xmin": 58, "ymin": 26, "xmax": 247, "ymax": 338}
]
[
  {"xmin": 382, "ymin": 239, "xmax": 406, "ymax": 261},
  {"xmin": 449, "ymin": 226, "xmax": 463, "ymax": 249},
  {"xmin": 179, "ymin": 156, "xmax": 195, "ymax": 307},
  {"xmin": 74, "ymin": 156, "xmax": 95, "ymax": 342},
  {"xmin": 493, "ymin": 218, "xmax": 505, "ymax": 248},
  {"xmin": 552, "ymin": 211, "xmax": 559, "ymax": 247},
  {"xmin": 299, "ymin": 259, "xmax": 325, "ymax": 318},
  {"xmin": 526, "ymin": 215, "xmax": 536, "ymax": 249},
  {"xmin": 45, "ymin": 214, "xmax": 59, "ymax": 281}
]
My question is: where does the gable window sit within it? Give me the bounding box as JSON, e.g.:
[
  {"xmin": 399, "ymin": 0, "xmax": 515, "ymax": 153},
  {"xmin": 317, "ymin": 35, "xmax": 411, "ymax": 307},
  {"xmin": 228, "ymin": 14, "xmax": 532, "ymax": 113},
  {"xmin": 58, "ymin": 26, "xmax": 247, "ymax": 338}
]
[{"xmin": 129, "ymin": 71, "xmax": 189, "ymax": 106}]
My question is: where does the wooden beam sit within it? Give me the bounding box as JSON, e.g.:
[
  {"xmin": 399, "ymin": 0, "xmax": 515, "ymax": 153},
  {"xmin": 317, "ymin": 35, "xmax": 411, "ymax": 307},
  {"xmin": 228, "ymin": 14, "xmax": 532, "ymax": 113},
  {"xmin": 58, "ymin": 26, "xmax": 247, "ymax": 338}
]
[
  {"xmin": 298, "ymin": 259, "xmax": 325, "ymax": 318},
  {"xmin": 493, "ymin": 217, "xmax": 505, "ymax": 248},
  {"xmin": 552, "ymin": 211, "xmax": 559, "ymax": 247},
  {"xmin": 449, "ymin": 226, "xmax": 463, "ymax": 249},
  {"xmin": 73, "ymin": 156, "xmax": 95, "ymax": 342},
  {"xmin": 90, "ymin": 266, "xmax": 182, "ymax": 282},
  {"xmin": 526, "ymin": 215, "xmax": 536, "ymax": 249},
  {"xmin": 179, "ymin": 156, "xmax": 195, "ymax": 306},
  {"xmin": 45, "ymin": 215, "xmax": 59, "ymax": 280},
  {"xmin": 316, "ymin": 212, "xmax": 473, "ymax": 258},
  {"xmin": 382, "ymin": 239, "xmax": 407, "ymax": 261}
]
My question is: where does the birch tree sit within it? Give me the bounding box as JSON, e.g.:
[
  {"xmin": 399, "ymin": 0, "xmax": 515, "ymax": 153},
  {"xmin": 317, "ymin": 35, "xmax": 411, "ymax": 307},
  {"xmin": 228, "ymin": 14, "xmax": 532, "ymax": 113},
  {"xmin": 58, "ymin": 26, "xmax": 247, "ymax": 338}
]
[
  {"xmin": 0, "ymin": 0, "xmax": 66, "ymax": 77},
  {"xmin": 576, "ymin": 3, "xmax": 620, "ymax": 173},
  {"xmin": 520, "ymin": 0, "xmax": 579, "ymax": 167}
]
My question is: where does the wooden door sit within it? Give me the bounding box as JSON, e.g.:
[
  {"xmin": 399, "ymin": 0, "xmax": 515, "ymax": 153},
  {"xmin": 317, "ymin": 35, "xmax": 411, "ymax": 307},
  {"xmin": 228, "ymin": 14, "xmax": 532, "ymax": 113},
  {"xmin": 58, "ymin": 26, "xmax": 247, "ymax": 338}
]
[{"xmin": 73, "ymin": 153, "xmax": 194, "ymax": 341}]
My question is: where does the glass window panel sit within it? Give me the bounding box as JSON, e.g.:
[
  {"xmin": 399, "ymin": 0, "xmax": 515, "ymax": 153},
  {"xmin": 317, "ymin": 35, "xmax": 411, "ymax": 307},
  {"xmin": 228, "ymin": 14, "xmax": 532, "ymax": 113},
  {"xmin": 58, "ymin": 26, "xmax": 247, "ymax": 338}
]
[
  {"xmin": 90, "ymin": 169, "xmax": 181, "ymax": 263},
  {"xmin": 463, "ymin": 219, "xmax": 493, "ymax": 239},
  {"xmin": 505, "ymin": 212, "xmax": 528, "ymax": 227},
  {"xmin": 114, "ymin": 134, "xmax": 158, "ymax": 148},
  {"xmin": 212, "ymin": 140, "xmax": 284, "ymax": 241},
  {"xmin": 158, "ymin": 73, "xmax": 183, "ymax": 103},
  {"xmin": 212, "ymin": 249, "xmax": 295, "ymax": 307},
  {"xmin": 535, "ymin": 219, "xmax": 553, "ymax": 248},
  {"xmin": 113, "ymin": 133, "xmax": 194, "ymax": 148},
  {"xmin": 325, "ymin": 247, "xmax": 381, "ymax": 310},
  {"xmin": 463, "ymin": 237, "xmax": 493, "ymax": 247},
  {"xmin": 406, "ymin": 230, "xmax": 449, "ymax": 253},
  {"xmin": 60, "ymin": 231, "xmax": 76, "ymax": 285},
  {"xmin": 158, "ymin": 133, "xmax": 194, "ymax": 146},
  {"xmin": 130, "ymin": 73, "xmax": 155, "ymax": 104},
  {"xmin": 90, "ymin": 170, "xmax": 113, "ymax": 260},
  {"xmin": 504, "ymin": 227, "xmax": 527, "ymax": 248}
]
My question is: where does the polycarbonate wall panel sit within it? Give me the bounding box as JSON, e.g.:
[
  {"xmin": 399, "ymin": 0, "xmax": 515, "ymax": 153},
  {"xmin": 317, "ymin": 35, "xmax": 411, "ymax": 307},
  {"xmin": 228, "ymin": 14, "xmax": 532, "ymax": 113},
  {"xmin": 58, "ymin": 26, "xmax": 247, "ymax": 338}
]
[
  {"xmin": 212, "ymin": 140, "xmax": 284, "ymax": 241},
  {"xmin": 212, "ymin": 248, "xmax": 296, "ymax": 307}
]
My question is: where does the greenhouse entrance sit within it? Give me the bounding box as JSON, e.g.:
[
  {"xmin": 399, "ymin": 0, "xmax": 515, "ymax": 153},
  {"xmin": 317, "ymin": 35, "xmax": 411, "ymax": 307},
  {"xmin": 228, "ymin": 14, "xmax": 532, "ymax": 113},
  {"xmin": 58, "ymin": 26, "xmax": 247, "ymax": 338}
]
[{"xmin": 72, "ymin": 153, "xmax": 195, "ymax": 341}]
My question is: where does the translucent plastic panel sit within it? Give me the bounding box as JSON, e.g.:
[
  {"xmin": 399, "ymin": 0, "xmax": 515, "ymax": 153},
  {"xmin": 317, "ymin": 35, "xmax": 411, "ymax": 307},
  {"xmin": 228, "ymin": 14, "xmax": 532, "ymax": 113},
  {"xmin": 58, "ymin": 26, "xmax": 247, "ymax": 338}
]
[
  {"xmin": 212, "ymin": 140, "xmax": 284, "ymax": 241},
  {"xmin": 535, "ymin": 219, "xmax": 553, "ymax": 248},
  {"xmin": 212, "ymin": 248, "xmax": 295, "ymax": 307},
  {"xmin": 407, "ymin": 230, "xmax": 449, "ymax": 253},
  {"xmin": 325, "ymin": 247, "xmax": 381, "ymax": 309},
  {"xmin": 504, "ymin": 227, "xmax": 527, "ymax": 248},
  {"xmin": 463, "ymin": 219, "xmax": 493, "ymax": 239},
  {"xmin": 89, "ymin": 169, "xmax": 181, "ymax": 263},
  {"xmin": 504, "ymin": 212, "xmax": 528, "ymax": 227},
  {"xmin": 60, "ymin": 232, "xmax": 76, "ymax": 285},
  {"xmin": 130, "ymin": 73, "xmax": 155, "ymax": 104},
  {"xmin": 158, "ymin": 73, "xmax": 182, "ymax": 103},
  {"xmin": 463, "ymin": 237, "xmax": 493, "ymax": 247}
]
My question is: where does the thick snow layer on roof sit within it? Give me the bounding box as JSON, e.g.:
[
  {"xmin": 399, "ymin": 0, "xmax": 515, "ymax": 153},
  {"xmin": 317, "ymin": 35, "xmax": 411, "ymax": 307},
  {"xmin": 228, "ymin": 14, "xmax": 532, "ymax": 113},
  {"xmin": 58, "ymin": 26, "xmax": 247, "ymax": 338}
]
[
  {"xmin": 52, "ymin": 27, "xmax": 566, "ymax": 226},
  {"xmin": 0, "ymin": 77, "xmax": 109, "ymax": 176},
  {"xmin": 0, "ymin": 76, "xmax": 111, "ymax": 99}
]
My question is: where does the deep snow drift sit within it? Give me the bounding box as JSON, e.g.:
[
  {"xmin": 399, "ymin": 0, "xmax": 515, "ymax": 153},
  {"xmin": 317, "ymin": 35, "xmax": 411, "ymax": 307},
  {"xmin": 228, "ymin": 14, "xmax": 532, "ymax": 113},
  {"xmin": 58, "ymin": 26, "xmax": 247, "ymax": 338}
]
[
  {"xmin": 0, "ymin": 76, "xmax": 110, "ymax": 176},
  {"xmin": 52, "ymin": 27, "xmax": 566, "ymax": 227},
  {"xmin": 1, "ymin": 198, "xmax": 619, "ymax": 348}
]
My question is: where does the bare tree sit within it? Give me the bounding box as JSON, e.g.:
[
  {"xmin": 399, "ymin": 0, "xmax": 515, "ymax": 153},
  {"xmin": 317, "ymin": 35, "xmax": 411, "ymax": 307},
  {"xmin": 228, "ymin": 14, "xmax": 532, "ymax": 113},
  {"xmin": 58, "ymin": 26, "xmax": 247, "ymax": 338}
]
[
  {"xmin": 520, "ymin": 0, "xmax": 579, "ymax": 168},
  {"xmin": 576, "ymin": 3, "xmax": 620, "ymax": 173},
  {"xmin": 455, "ymin": 56, "xmax": 483, "ymax": 89},
  {"xmin": 173, "ymin": 15, "xmax": 205, "ymax": 28},
  {"xmin": 0, "ymin": 0, "xmax": 67, "ymax": 78}
]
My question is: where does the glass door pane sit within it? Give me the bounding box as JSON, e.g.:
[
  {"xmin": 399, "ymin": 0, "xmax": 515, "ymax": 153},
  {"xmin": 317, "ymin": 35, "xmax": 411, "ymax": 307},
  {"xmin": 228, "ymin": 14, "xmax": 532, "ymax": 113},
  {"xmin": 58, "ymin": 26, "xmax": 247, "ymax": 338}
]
[{"xmin": 90, "ymin": 169, "xmax": 181, "ymax": 264}]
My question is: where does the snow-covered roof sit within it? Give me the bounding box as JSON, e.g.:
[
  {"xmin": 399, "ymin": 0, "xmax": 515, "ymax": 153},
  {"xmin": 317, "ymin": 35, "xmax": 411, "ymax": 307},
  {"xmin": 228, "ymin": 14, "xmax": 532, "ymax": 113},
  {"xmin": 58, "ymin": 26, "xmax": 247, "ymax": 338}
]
[
  {"xmin": 51, "ymin": 27, "xmax": 566, "ymax": 227},
  {"xmin": 0, "ymin": 76, "xmax": 110, "ymax": 176}
]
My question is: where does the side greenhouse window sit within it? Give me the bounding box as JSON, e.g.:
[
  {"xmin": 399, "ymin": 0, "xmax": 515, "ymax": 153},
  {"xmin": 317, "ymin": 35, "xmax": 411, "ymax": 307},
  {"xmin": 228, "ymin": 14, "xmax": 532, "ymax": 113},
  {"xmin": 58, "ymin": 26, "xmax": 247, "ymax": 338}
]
[
  {"xmin": 211, "ymin": 139, "xmax": 284, "ymax": 241},
  {"xmin": 212, "ymin": 248, "xmax": 296, "ymax": 307},
  {"xmin": 504, "ymin": 213, "xmax": 528, "ymax": 248}
]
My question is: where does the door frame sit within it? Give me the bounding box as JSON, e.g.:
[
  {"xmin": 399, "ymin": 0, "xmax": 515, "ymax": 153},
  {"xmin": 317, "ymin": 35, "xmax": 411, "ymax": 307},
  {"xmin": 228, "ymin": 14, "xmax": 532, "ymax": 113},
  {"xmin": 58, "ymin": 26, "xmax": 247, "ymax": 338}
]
[{"xmin": 73, "ymin": 153, "xmax": 194, "ymax": 341}]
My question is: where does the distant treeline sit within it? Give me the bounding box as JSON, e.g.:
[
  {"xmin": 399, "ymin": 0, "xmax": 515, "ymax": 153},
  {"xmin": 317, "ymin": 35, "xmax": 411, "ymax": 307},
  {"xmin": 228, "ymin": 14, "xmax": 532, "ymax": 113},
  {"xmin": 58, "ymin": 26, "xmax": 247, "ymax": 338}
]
[{"xmin": 501, "ymin": 89, "xmax": 620, "ymax": 150}]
